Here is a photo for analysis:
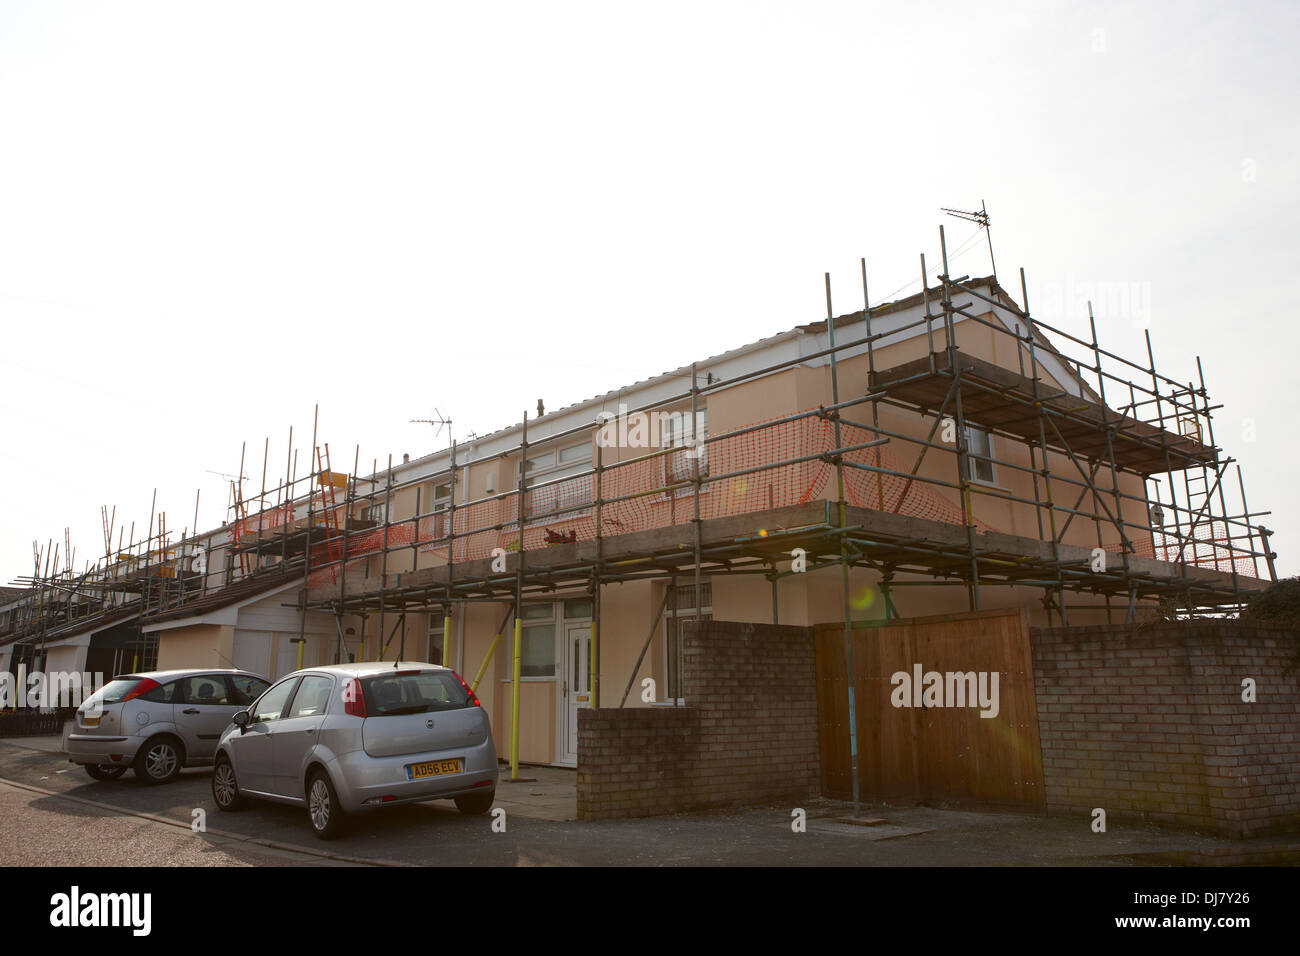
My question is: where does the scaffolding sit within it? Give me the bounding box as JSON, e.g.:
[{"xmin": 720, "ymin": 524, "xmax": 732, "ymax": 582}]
[
  {"xmin": 2, "ymin": 490, "xmax": 207, "ymax": 677},
  {"xmin": 276, "ymin": 240, "xmax": 1272, "ymax": 632},
  {"xmin": 4, "ymin": 231, "xmax": 1280, "ymax": 761}
]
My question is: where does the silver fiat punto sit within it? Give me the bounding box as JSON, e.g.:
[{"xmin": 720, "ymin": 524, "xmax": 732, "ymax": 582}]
[
  {"xmin": 66, "ymin": 669, "xmax": 271, "ymax": 784},
  {"xmin": 212, "ymin": 662, "xmax": 498, "ymax": 839}
]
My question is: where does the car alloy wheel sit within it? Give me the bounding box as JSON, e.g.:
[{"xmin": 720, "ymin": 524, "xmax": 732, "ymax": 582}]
[
  {"xmin": 309, "ymin": 778, "xmax": 330, "ymax": 830},
  {"xmin": 135, "ymin": 738, "xmax": 181, "ymax": 784},
  {"xmin": 212, "ymin": 758, "xmax": 244, "ymax": 811},
  {"xmin": 307, "ymin": 769, "xmax": 345, "ymax": 839}
]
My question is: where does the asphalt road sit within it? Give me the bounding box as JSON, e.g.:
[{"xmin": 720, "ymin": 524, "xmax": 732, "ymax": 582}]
[
  {"xmin": 0, "ymin": 779, "xmax": 353, "ymax": 867},
  {"xmin": 1, "ymin": 740, "xmax": 1291, "ymax": 866}
]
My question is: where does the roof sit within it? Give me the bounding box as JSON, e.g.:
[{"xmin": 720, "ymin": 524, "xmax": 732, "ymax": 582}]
[
  {"xmin": 382, "ymin": 275, "xmax": 1019, "ymax": 483},
  {"xmin": 140, "ymin": 566, "xmax": 298, "ymax": 626},
  {"xmin": 117, "ymin": 668, "xmax": 257, "ymax": 680},
  {"xmin": 0, "ymin": 603, "xmax": 143, "ymax": 649},
  {"xmin": 295, "ymin": 661, "xmax": 449, "ymax": 678},
  {"xmin": 0, "ymin": 587, "xmax": 29, "ymax": 606}
]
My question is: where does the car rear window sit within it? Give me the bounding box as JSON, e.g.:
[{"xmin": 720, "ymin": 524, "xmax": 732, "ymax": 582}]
[
  {"xmin": 82, "ymin": 677, "xmax": 154, "ymax": 707},
  {"xmin": 363, "ymin": 671, "xmax": 470, "ymax": 715}
]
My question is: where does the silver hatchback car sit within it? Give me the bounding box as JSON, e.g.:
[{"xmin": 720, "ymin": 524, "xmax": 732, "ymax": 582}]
[
  {"xmin": 65, "ymin": 669, "xmax": 271, "ymax": 784},
  {"xmin": 212, "ymin": 662, "xmax": 499, "ymax": 839}
]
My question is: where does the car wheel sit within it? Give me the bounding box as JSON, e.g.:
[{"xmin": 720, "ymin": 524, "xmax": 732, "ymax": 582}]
[
  {"xmin": 454, "ymin": 790, "xmax": 495, "ymax": 816},
  {"xmin": 134, "ymin": 736, "xmax": 183, "ymax": 785},
  {"xmin": 307, "ymin": 769, "xmax": 346, "ymax": 840},
  {"xmin": 85, "ymin": 764, "xmax": 128, "ymax": 781},
  {"xmin": 211, "ymin": 756, "xmax": 245, "ymax": 812}
]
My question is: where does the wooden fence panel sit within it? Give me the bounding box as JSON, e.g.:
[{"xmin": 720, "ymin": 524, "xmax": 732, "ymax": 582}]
[{"xmin": 815, "ymin": 608, "xmax": 1044, "ymax": 807}]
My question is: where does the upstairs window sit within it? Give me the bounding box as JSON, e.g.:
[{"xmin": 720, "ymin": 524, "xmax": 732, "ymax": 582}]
[
  {"xmin": 523, "ymin": 441, "xmax": 592, "ymax": 522},
  {"xmin": 662, "ymin": 409, "xmax": 708, "ymax": 486},
  {"xmin": 962, "ymin": 425, "xmax": 996, "ymax": 484}
]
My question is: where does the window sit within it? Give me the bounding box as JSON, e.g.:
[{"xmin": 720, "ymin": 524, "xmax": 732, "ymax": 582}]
[
  {"xmin": 227, "ymin": 675, "xmax": 270, "ymax": 706},
  {"xmin": 140, "ymin": 681, "xmax": 175, "ymax": 704},
  {"xmin": 961, "ymin": 425, "xmax": 996, "ymax": 484},
  {"xmin": 178, "ymin": 676, "xmax": 231, "ymax": 705},
  {"xmin": 287, "ymin": 676, "xmax": 333, "ymax": 718},
  {"xmin": 427, "ymin": 611, "xmax": 446, "ymax": 665},
  {"xmin": 520, "ymin": 602, "xmax": 556, "ymax": 678},
  {"xmin": 664, "ymin": 583, "xmax": 712, "ymax": 702},
  {"xmin": 421, "ymin": 480, "xmax": 454, "ymax": 538},
  {"xmin": 662, "ymin": 409, "xmax": 708, "ymax": 486},
  {"xmin": 564, "ymin": 597, "xmax": 593, "ymax": 619},
  {"xmin": 366, "ymin": 498, "xmax": 387, "ymax": 523},
  {"xmin": 364, "ymin": 670, "xmax": 471, "ymax": 714},
  {"xmin": 431, "ymin": 481, "xmax": 452, "ymax": 510},
  {"xmin": 135, "ymin": 634, "xmax": 159, "ymax": 673},
  {"xmin": 523, "ymin": 441, "xmax": 592, "ymax": 522},
  {"xmin": 251, "ymin": 678, "xmax": 298, "ymax": 723}
]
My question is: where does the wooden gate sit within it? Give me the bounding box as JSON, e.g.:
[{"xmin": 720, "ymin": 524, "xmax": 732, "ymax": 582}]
[{"xmin": 814, "ymin": 608, "xmax": 1044, "ymax": 807}]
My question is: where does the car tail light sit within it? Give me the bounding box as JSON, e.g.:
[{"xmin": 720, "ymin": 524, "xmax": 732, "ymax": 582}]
[
  {"xmin": 343, "ymin": 678, "xmax": 367, "ymax": 718},
  {"xmin": 452, "ymin": 671, "xmax": 480, "ymax": 707},
  {"xmin": 122, "ymin": 678, "xmax": 160, "ymax": 701}
]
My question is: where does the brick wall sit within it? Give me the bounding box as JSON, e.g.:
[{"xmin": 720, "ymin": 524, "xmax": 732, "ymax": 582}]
[
  {"xmin": 1031, "ymin": 620, "xmax": 1300, "ymax": 838},
  {"xmin": 577, "ymin": 620, "xmax": 820, "ymax": 820}
]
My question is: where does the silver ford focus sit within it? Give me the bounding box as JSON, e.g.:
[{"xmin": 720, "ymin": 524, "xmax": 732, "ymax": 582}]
[
  {"xmin": 65, "ymin": 669, "xmax": 271, "ymax": 784},
  {"xmin": 212, "ymin": 662, "xmax": 499, "ymax": 839}
]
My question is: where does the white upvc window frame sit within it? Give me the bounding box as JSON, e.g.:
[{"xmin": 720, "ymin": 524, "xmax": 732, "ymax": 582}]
[
  {"xmin": 522, "ymin": 440, "xmax": 593, "ymax": 526},
  {"xmin": 662, "ymin": 582, "xmax": 712, "ymax": 704},
  {"xmin": 660, "ymin": 407, "xmax": 709, "ymax": 496},
  {"xmin": 421, "ymin": 477, "xmax": 454, "ymax": 539},
  {"xmin": 961, "ymin": 424, "xmax": 997, "ymax": 486},
  {"xmin": 515, "ymin": 600, "xmax": 559, "ymax": 680},
  {"xmin": 426, "ymin": 610, "xmax": 447, "ymax": 666}
]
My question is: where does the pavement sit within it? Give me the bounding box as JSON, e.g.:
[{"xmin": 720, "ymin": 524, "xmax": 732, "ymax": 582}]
[{"xmin": 2, "ymin": 736, "xmax": 1297, "ymax": 866}]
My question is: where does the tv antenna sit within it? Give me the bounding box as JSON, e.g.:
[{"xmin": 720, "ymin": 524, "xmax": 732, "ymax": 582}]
[
  {"xmin": 410, "ymin": 408, "xmax": 453, "ymax": 444},
  {"xmin": 941, "ymin": 199, "xmax": 997, "ymax": 284}
]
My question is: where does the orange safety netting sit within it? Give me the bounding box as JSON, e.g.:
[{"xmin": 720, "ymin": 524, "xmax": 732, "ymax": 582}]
[
  {"xmin": 260, "ymin": 406, "xmax": 1259, "ymax": 589},
  {"xmin": 233, "ymin": 503, "xmax": 295, "ymax": 538}
]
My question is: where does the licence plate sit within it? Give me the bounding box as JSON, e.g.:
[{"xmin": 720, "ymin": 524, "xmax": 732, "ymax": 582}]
[{"xmin": 406, "ymin": 758, "xmax": 464, "ymax": 780}]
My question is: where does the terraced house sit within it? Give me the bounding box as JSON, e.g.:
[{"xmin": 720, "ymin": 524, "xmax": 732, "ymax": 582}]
[{"xmin": 5, "ymin": 248, "xmax": 1288, "ymax": 834}]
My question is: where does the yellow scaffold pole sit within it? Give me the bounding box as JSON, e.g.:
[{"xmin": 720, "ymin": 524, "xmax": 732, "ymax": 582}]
[
  {"xmin": 509, "ymin": 615, "xmax": 522, "ymax": 780},
  {"xmin": 442, "ymin": 610, "xmax": 452, "ymax": 668},
  {"xmin": 471, "ymin": 605, "xmax": 514, "ymax": 694}
]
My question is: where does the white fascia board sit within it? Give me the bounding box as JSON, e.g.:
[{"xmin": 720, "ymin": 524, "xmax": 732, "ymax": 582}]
[
  {"xmin": 38, "ymin": 631, "xmax": 95, "ymax": 650},
  {"xmin": 796, "ymin": 305, "xmax": 928, "ymax": 366}
]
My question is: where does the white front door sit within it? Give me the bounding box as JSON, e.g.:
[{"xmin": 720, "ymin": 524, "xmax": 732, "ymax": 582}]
[{"xmin": 560, "ymin": 622, "xmax": 591, "ymax": 765}]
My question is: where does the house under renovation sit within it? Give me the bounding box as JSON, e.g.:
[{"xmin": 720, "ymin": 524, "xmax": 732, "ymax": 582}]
[{"xmin": 5, "ymin": 232, "xmax": 1292, "ymax": 837}]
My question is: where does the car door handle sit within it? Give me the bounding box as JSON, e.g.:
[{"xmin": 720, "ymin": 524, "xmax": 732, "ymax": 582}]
[{"xmin": 183, "ymin": 708, "xmax": 201, "ymax": 715}]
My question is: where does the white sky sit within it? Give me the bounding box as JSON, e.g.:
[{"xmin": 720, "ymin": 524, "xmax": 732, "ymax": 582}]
[{"xmin": 1, "ymin": 0, "xmax": 1296, "ymax": 581}]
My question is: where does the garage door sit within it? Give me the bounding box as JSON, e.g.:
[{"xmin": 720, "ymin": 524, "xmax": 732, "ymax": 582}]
[{"xmin": 232, "ymin": 630, "xmax": 272, "ymax": 679}]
